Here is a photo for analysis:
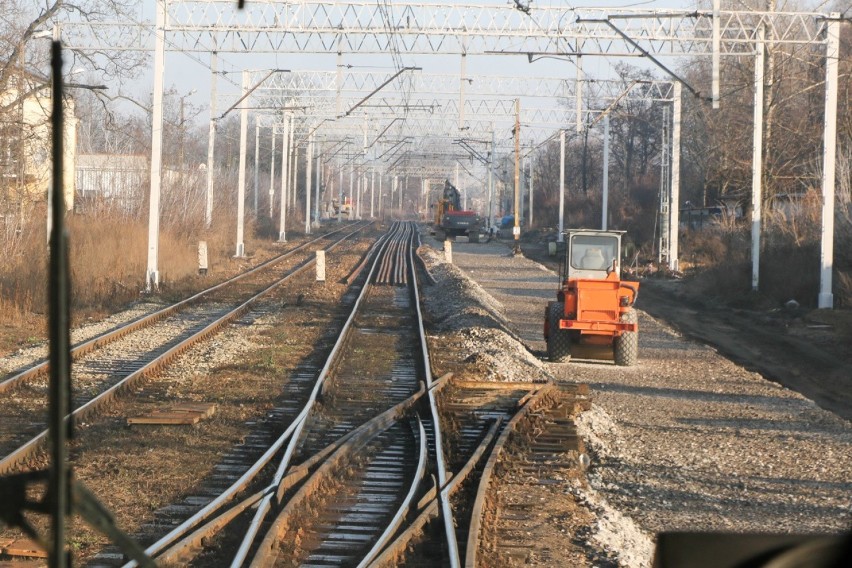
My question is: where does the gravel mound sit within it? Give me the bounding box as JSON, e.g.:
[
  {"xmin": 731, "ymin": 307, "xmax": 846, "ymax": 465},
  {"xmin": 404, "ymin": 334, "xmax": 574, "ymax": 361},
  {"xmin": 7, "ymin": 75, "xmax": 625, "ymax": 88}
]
[
  {"xmin": 428, "ymin": 234, "xmax": 852, "ymax": 567},
  {"xmin": 419, "ymin": 246, "xmax": 551, "ymax": 383}
]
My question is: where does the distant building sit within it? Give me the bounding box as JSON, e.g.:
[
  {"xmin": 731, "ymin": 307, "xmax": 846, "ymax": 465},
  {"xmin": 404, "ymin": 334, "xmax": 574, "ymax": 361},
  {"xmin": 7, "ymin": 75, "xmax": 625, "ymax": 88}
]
[
  {"xmin": 0, "ymin": 69, "xmax": 78, "ymax": 211},
  {"xmin": 680, "ymin": 197, "xmax": 742, "ymax": 230},
  {"xmin": 75, "ymin": 154, "xmax": 148, "ymax": 214}
]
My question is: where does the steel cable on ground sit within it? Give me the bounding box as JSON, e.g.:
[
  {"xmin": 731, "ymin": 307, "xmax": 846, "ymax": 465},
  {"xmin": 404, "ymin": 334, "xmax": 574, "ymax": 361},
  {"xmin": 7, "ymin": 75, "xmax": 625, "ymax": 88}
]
[
  {"xmin": 120, "ymin": 223, "xmax": 383, "ymax": 567},
  {"xmin": 407, "ymin": 225, "xmax": 461, "ymax": 566}
]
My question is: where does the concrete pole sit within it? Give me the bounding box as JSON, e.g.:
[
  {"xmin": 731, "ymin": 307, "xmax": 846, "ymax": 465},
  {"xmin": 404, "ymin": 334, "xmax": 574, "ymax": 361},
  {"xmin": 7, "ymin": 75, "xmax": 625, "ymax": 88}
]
[
  {"xmin": 314, "ymin": 141, "xmax": 321, "ymax": 226},
  {"xmin": 528, "ymin": 153, "xmax": 534, "ymax": 228},
  {"xmin": 145, "ymin": 0, "xmax": 166, "ymax": 291},
  {"xmin": 279, "ymin": 114, "xmax": 290, "ymax": 242},
  {"xmin": 670, "ymin": 82, "xmax": 682, "ymax": 272},
  {"xmin": 269, "ymin": 125, "xmax": 276, "ymax": 218},
  {"xmin": 459, "ymin": 52, "xmax": 467, "ymax": 129},
  {"xmin": 292, "ymin": 144, "xmax": 299, "ymax": 212},
  {"xmin": 349, "ymin": 163, "xmax": 354, "ymax": 218},
  {"xmin": 818, "ymin": 15, "xmax": 840, "ymax": 309},
  {"xmin": 305, "ymin": 135, "xmax": 313, "ymax": 234},
  {"xmin": 370, "ymin": 168, "xmax": 375, "ymax": 218},
  {"xmin": 750, "ymin": 27, "xmax": 765, "ymax": 290},
  {"xmin": 576, "ymin": 54, "xmax": 583, "ymax": 133},
  {"xmin": 489, "ymin": 126, "xmax": 496, "ymax": 229},
  {"xmin": 289, "ymin": 119, "xmax": 297, "ymax": 211},
  {"xmin": 338, "ymin": 160, "xmax": 344, "ymax": 222},
  {"xmin": 513, "ymin": 98, "xmax": 521, "ymax": 250},
  {"xmin": 558, "ymin": 129, "xmax": 565, "ymax": 242},
  {"xmin": 205, "ymin": 49, "xmax": 217, "ymax": 229},
  {"xmin": 356, "ymin": 175, "xmax": 362, "ymax": 219},
  {"xmin": 392, "ymin": 175, "xmax": 398, "ymax": 213},
  {"xmin": 378, "ymin": 173, "xmax": 383, "ymax": 218},
  {"xmin": 602, "ymin": 114, "xmax": 610, "ymax": 231},
  {"xmin": 235, "ymin": 70, "xmax": 249, "ymax": 257},
  {"xmin": 254, "ymin": 123, "xmax": 260, "ymax": 217},
  {"xmin": 712, "ymin": 0, "xmax": 721, "ymax": 109}
]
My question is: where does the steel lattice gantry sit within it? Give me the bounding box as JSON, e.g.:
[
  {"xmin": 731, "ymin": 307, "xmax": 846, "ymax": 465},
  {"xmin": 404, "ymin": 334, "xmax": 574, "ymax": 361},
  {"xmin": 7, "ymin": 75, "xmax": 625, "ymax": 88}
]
[
  {"xmin": 58, "ymin": 2, "xmax": 839, "ymax": 309},
  {"xmin": 63, "ymin": 2, "xmax": 826, "ymax": 56}
]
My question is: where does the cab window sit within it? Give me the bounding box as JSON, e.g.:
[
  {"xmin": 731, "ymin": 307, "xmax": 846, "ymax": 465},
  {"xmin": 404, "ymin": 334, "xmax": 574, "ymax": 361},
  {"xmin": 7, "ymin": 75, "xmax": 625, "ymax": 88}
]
[{"xmin": 570, "ymin": 235, "xmax": 618, "ymax": 270}]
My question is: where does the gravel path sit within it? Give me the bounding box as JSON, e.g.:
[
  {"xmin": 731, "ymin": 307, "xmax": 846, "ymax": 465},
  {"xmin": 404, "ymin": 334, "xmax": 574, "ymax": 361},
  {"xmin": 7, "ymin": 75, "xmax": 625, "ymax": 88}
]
[{"xmin": 427, "ymin": 233, "xmax": 852, "ymax": 567}]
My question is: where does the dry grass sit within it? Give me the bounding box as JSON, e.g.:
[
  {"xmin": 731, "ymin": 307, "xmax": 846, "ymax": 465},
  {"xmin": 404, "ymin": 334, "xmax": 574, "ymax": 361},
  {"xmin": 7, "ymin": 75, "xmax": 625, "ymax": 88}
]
[
  {"xmin": 0, "ymin": 204, "xmax": 293, "ymax": 355},
  {"xmin": 680, "ymin": 196, "xmax": 852, "ymax": 309}
]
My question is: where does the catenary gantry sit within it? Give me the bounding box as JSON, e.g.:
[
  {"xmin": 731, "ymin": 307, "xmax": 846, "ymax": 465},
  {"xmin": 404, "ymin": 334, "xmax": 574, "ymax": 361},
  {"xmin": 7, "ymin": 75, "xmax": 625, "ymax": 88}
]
[{"xmin": 47, "ymin": 1, "xmax": 844, "ymax": 307}]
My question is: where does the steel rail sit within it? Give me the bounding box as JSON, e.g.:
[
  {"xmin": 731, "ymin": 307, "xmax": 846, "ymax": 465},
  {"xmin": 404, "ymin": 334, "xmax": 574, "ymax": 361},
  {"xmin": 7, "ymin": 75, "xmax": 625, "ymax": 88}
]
[
  {"xmin": 228, "ymin": 224, "xmax": 401, "ymax": 567},
  {"xmin": 463, "ymin": 384, "xmax": 556, "ymax": 568},
  {"xmin": 367, "ymin": 417, "xmax": 503, "ymax": 568},
  {"xmin": 356, "ymin": 419, "xmax": 428, "ymax": 568},
  {"xmin": 408, "ymin": 223, "xmax": 462, "ymax": 566},
  {"xmin": 147, "ymin": 222, "xmax": 431, "ymax": 567},
  {"xmin": 0, "ymin": 224, "xmax": 369, "ymax": 476},
  {"xmin": 153, "ymin": 378, "xmax": 435, "ymax": 566},
  {"xmin": 0, "ymin": 223, "xmax": 365, "ymax": 396},
  {"xmin": 249, "ymin": 394, "xmax": 425, "ymax": 566}
]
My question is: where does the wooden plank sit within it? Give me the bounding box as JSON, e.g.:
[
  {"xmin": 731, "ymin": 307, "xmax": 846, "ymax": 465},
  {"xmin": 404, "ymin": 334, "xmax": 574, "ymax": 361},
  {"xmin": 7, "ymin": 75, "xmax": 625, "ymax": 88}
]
[
  {"xmin": 1, "ymin": 538, "xmax": 48, "ymax": 558},
  {"xmin": 127, "ymin": 403, "xmax": 216, "ymax": 425}
]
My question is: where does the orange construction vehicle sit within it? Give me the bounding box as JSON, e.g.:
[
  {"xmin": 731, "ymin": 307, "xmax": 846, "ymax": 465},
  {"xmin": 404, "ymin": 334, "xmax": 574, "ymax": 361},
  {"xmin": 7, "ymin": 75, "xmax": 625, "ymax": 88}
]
[
  {"xmin": 544, "ymin": 230, "xmax": 639, "ymax": 365},
  {"xmin": 433, "ymin": 180, "xmax": 482, "ymax": 242}
]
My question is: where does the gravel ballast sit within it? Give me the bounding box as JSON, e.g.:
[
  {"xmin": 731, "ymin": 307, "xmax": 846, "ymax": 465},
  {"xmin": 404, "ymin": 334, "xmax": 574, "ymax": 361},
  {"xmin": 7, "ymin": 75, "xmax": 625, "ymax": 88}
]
[{"xmin": 427, "ymin": 233, "xmax": 852, "ymax": 567}]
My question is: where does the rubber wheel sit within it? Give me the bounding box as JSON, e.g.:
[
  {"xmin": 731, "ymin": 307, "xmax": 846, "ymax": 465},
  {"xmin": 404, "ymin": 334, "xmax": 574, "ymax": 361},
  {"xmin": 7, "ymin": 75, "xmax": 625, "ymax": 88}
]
[
  {"xmin": 613, "ymin": 309, "xmax": 638, "ymax": 366},
  {"xmin": 547, "ymin": 302, "xmax": 572, "ymax": 363}
]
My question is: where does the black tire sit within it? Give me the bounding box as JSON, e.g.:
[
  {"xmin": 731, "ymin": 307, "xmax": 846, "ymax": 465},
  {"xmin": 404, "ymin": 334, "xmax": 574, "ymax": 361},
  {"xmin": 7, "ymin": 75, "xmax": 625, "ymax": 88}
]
[
  {"xmin": 547, "ymin": 302, "xmax": 572, "ymax": 363},
  {"xmin": 614, "ymin": 309, "xmax": 638, "ymax": 366}
]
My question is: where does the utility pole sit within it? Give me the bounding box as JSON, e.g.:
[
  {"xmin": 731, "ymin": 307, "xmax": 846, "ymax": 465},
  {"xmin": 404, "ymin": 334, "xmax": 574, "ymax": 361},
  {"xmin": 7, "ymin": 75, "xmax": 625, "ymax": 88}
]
[
  {"xmin": 205, "ymin": 49, "xmax": 217, "ymax": 229},
  {"xmin": 279, "ymin": 114, "xmax": 289, "ymax": 242},
  {"xmin": 145, "ymin": 0, "xmax": 166, "ymax": 291},
  {"xmin": 602, "ymin": 114, "xmax": 610, "ymax": 231},
  {"xmin": 235, "ymin": 70, "xmax": 248, "ymax": 257},
  {"xmin": 558, "ymin": 129, "xmax": 565, "ymax": 242},
  {"xmin": 818, "ymin": 14, "xmax": 841, "ymax": 309},
  {"xmin": 305, "ymin": 134, "xmax": 314, "ymax": 235},
  {"xmin": 752, "ymin": 26, "xmax": 765, "ymax": 291},
  {"xmin": 528, "ymin": 154, "xmax": 534, "ymax": 228},
  {"xmin": 269, "ymin": 125, "xmax": 276, "ymax": 218},
  {"xmin": 513, "ymin": 98, "xmax": 521, "ymax": 254},
  {"xmin": 254, "ymin": 123, "xmax": 260, "ymax": 218}
]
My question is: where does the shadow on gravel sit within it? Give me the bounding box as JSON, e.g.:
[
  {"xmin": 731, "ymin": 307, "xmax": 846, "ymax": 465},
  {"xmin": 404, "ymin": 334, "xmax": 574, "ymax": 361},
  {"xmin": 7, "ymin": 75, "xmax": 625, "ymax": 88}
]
[{"xmin": 586, "ymin": 382, "xmax": 802, "ymax": 409}]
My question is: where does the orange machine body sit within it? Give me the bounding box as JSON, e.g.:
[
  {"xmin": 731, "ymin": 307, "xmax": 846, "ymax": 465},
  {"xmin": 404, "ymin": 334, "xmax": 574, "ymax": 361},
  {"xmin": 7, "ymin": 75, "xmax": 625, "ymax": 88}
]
[{"xmin": 555, "ymin": 272, "xmax": 639, "ymax": 344}]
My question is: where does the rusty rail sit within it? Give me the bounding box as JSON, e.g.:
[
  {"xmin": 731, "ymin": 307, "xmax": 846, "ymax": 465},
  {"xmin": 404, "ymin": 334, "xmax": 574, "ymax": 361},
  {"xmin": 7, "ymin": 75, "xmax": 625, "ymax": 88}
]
[
  {"xmin": 463, "ymin": 384, "xmax": 556, "ymax": 568},
  {"xmin": 0, "ymin": 224, "xmax": 370, "ymax": 476},
  {"xmin": 0, "ymin": 223, "xmax": 368, "ymax": 396}
]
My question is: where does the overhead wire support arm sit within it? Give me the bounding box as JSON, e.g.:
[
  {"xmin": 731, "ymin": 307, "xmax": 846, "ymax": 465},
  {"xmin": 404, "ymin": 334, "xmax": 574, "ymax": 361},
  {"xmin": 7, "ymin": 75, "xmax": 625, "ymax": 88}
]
[
  {"xmin": 577, "ymin": 17, "xmax": 708, "ymax": 101},
  {"xmin": 453, "ymin": 139, "xmax": 489, "ymax": 165},
  {"xmin": 341, "ymin": 66, "xmax": 421, "ymax": 117},
  {"xmin": 217, "ymin": 68, "xmax": 289, "ymax": 120},
  {"xmin": 366, "ymin": 117, "xmax": 405, "ymax": 149}
]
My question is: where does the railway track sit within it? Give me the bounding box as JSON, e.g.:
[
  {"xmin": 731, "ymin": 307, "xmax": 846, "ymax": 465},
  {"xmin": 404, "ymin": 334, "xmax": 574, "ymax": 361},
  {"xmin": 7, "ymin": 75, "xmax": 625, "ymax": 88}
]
[
  {"xmin": 1, "ymin": 221, "xmax": 587, "ymax": 567},
  {"xmin": 130, "ymin": 221, "xmax": 442, "ymax": 567},
  {"xmin": 128, "ymin": 222, "xmax": 572, "ymax": 568},
  {"xmin": 0, "ymin": 222, "xmax": 370, "ymax": 475}
]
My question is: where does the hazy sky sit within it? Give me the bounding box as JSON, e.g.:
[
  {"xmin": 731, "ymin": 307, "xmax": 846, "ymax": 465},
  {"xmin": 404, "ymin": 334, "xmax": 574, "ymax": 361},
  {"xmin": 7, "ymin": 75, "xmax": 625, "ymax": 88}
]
[{"xmin": 123, "ymin": 0, "xmax": 700, "ymax": 123}]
